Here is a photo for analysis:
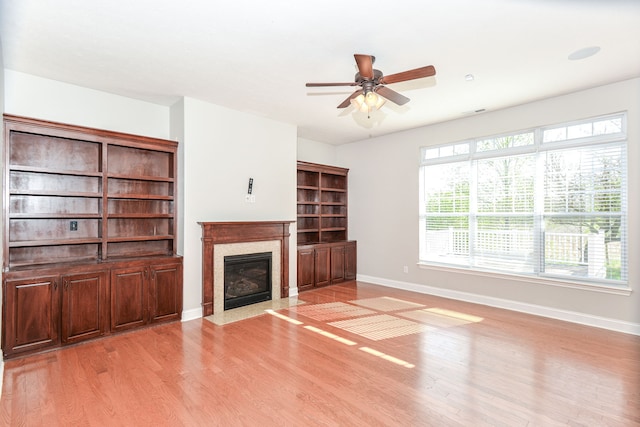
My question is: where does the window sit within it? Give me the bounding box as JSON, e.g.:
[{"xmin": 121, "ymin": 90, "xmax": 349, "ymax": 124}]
[{"xmin": 419, "ymin": 113, "xmax": 628, "ymax": 286}]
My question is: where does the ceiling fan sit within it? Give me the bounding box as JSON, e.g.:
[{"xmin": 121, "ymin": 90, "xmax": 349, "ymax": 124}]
[{"xmin": 306, "ymin": 54, "xmax": 436, "ymax": 112}]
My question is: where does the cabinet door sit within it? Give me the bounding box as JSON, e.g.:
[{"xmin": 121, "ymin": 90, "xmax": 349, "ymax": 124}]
[
  {"xmin": 110, "ymin": 266, "xmax": 148, "ymax": 332},
  {"xmin": 297, "ymin": 248, "xmax": 315, "ymax": 292},
  {"xmin": 2, "ymin": 275, "xmax": 60, "ymax": 357},
  {"xmin": 61, "ymin": 270, "xmax": 108, "ymax": 344},
  {"xmin": 314, "ymin": 246, "xmax": 331, "ymax": 287},
  {"xmin": 330, "ymin": 244, "xmax": 345, "ymax": 284},
  {"xmin": 149, "ymin": 262, "xmax": 183, "ymax": 323},
  {"xmin": 345, "ymin": 241, "xmax": 357, "ymax": 281}
]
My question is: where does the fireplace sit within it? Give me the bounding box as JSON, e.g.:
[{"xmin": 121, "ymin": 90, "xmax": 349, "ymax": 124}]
[
  {"xmin": 199, "ymin": 221, "xmax": 293, "ymax": 316},
  {"xmin": 224, "ymin": 252, "xmax": 272, "ymax": 310}
]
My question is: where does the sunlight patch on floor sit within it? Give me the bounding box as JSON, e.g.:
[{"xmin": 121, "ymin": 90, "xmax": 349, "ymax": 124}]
[
  {"xmin": 349, "ymin": 296, "xmax": 425, "ymax": 312},
  {"xmin": 399, "ymin": 308, "xmax": 484, "ymax": 328},
  {"xmin": 359, "ymin": 347, "xmax": 415, "ymax": 368},
  {"xmin": 426, "ymin": 307, "xmax": 484, "ymax": 323},
  {"xmin": 329, "ymin": 314, "xmax": 430, "ymax": 341},
  {"xmin": 303, "ymin": 325, "xmax": 358, "ymax": 346},
  {"xmin": 291, "ymin": 301, "xmax": 376, "ymax": 321},
  {"xmin": 265, "ymin": 309, "xmax": 304, "ymax": 325}
]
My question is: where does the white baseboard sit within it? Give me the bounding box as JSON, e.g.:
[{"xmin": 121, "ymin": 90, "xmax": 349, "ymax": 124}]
[
  {"xmin": 181, "ymin": 307, "xmax": 203, "ymax": 322},
  {"xmin": 357, "ymin": 274, "xmax": 640, "ymax": 336}
]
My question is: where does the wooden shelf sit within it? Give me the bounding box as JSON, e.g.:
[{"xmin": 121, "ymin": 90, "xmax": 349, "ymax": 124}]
[
  {"xmin": 296, "ymin": 161, "xmax": 350, "ymax": 247},
  {"xmin": 2, "ymin": 114, "xmax": 183, "ymax": 360},
  {"xmin": 107, "ymin": 235, "xmax": 174, "ymax": 243},
  {"xmin": 3, "ymin": 114, "xmax": 178, "ymax": 269},
  {"xmin": 9, "ymin": 238, "xmax": 103, "ymax": 248},
  {"xmin": 9, "ymin": 213, "xmax": 102, "ymax": 219},
  {"xmin": 107, "ymin": 173, "xmax": 174, "ymax": 182},
  {"xmin": 107, "ymin": 194, "xmax": 174, "ymax": 200},
  {"xmin": 9, "ymin": 165, "xmax": 102, "ymax": 177},
  {"xmin": 107, "ymin": 213, "xmax": 173, "ymax": 219},
  {"xmin": 9, "ymin": 190, "xmax": 102, "ymax": 197}
]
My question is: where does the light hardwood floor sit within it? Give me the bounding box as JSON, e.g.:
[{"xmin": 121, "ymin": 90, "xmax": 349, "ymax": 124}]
[{"xmin": 1, "ymin": 281, "xmax": 639, "ymax": 426}]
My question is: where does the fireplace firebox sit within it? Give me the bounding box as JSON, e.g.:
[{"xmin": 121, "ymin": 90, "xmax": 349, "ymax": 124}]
[{"xmin": 224, "ymin": 252, "xmax": 272, "ymax": 310}]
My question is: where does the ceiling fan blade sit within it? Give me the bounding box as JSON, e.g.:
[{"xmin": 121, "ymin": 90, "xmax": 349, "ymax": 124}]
[
  {"xmin": 379, "ymin": 65, "xmax": 436, "ymax": 85},
  {"xmin": 306, "ymin": 82, "xmax": 358, "ymax": 87},
  {"xmin": 337, "ymin": 90, "xmax": 363, "ymax": 108},
  {"xmin": 375, "ymin": 86, "xmax": 410, "ymax": 106},
  {"xmin": 354, "ymin": 54, "xmax": 374, "ymax": 79}
]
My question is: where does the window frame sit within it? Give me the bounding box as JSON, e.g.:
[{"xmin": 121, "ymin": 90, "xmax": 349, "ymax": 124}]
[{"xmin": 419, "ymin": 112, "xmax": 628, "ymax": 290}]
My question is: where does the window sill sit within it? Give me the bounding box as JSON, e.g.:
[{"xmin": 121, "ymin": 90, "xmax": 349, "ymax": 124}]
[{"xmin": 417, "ymin": 262, "xmax": 632, "ymax": 296}]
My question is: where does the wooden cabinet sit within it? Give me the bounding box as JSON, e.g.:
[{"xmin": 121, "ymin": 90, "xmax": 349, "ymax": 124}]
[
  {"xmin": 111, "ymin": 265, "xmax": 148, "ymax": 332},
  {"xmin": 2, "ymin": 115, "xmax": 183, "ymax": 359},
  {"xmin": 297, "ymin": 241, "xmax": 356, "ymax": 290},
  {"xmin": 61, "ymin": 270, "xmax": 108, "ymax": 344},
  {"xmin": 297, "ymin": 247, "xmax": 315, "ymax": 292},
  {"xmin": 111, "ymin": 260, "xmax": 183, "ymax": 331},
  {"xmin": 297, "ymin": 161, "xmax": 356, "ymax": 291},
  {"xmin": 330, "ymin": 245, "xmax": 345, "ymax": 283},
  {"xmin": 2, "ymin": 258, "xmax": 181, "ymax": 358},
  {"xmin": 345, "ymin": 241, "xmax": 357, "ymax": 280},
  {"xmin": 2, "ymin": 275, "xmax": 60, "ymax": 356},
  {"xmin": 149, "ymin": 261, "xmax": 183, "ymax": 323},
  {"xmin": 315, "ymin": 246, "xmax": 331, "ymax": 287}
]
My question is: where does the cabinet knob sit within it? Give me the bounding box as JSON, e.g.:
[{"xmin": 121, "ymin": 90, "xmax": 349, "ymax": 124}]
[{"xmin": 53, "ymin": 280, "xmax": 58, "ymax": 290}]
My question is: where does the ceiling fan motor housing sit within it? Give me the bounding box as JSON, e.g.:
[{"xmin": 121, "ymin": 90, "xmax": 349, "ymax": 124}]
[{"xmin": 355, "ymin": 69, "xmax": 384, "ymax": 84}]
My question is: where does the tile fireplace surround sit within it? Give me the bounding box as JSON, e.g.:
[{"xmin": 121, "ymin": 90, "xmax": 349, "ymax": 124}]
[{"xmin": 199, "ymin": 221, "xmax": 293, "ymax": 317}]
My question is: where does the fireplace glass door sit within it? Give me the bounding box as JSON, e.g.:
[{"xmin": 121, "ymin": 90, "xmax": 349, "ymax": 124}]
[{"xmin": 223, "ymin": 252, "xmax": 272, "ymax": 310}]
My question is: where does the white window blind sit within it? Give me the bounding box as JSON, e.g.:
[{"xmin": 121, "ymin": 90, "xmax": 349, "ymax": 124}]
[{"xmin": 419, "ymin": 113, "xmax": 628, "ymax": 286}]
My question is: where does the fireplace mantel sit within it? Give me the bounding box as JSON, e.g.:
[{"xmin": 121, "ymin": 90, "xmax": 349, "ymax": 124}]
[{"xmin": 199, "ymin": 221, "xmax": 293, "ymax": 316}]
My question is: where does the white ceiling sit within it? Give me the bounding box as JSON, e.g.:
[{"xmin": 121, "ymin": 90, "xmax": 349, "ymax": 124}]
[{"xmin": 1, "ymin": 0, "xmax": 639, "ymax": 145}]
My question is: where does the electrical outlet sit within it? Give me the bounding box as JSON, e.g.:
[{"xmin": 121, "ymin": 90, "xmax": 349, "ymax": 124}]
[
  {"xmin": 70, "ymin": 220, "xmax": 78, "ymax": 231},
  {"xmin": 403, "ymin": 265, "xmax": 409, "ymax": 273}
]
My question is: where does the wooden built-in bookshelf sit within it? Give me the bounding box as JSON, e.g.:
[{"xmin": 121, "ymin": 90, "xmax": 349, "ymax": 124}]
[
  {"xmin": 2, "ymin": 115, "xmax": 182, "ymax": 359},
  {"xmin": 296, "ymin": 161, "xmax": 356, "ymax": 292}
]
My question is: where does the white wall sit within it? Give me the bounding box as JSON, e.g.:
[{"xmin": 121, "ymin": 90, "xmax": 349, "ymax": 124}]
[
  {"xmin": 297, "ymin": 137, "xmax": 339, "ymax": 166},
  {"xmin": 337, "ymin": 78, "xmax": 640, "ymax": 333},
  {"xmin": 4, "ymin": 70, "xmax": 170, "ymax": 139},
  {"xmin": 175, "ymin": 97, "xmax": 297, "ymax": 319}
]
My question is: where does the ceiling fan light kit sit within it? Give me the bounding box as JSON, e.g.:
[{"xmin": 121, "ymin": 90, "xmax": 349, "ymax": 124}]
[
  {"xmin": 350, "ymin": 90, "xmax": 386, "ymax": 115},
  {"xmin": 306, "ymin": 54, "xmax": 436, "ymax": 117}
]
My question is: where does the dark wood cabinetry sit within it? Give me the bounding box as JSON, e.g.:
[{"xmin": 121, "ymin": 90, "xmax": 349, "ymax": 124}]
[
  {"xmin": 3, "ymin": 275, "xmax": 60, "ymax": 356},
  {"xmin": 61, "ymin": 270, "xmax": 108, "ymax": 344},
  {"xmin": 110, "ymin": 265, "xmax": 148, "ymax": 332},
  {"xmin": 297, "ymin": 161, "xmax": 349, "ymax": 245},
  {"xmin": 296, "ymin": 161, "xmax": 356, "ymax": 291},
  {"xmin": 314, "ymin": 246, "xmax": 331, "ymax": 287},
  {"xmin": 2, "ymin": 115, "xmax": 182, "ymax": 359},
  {"xmin": 297, "ymin": 239, "xmax": 357, "ymax": 290},
  {"xmin": 149, "ymin": 261, "xmax": 183, "ymax": 323}
]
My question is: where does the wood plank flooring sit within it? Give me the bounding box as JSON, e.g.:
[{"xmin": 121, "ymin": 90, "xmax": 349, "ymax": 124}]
[{"xmin": 1, "ymin": 281, "xmax": 639, "ymax": 426}]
